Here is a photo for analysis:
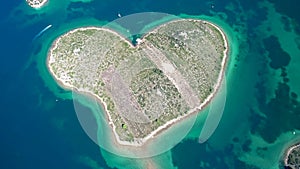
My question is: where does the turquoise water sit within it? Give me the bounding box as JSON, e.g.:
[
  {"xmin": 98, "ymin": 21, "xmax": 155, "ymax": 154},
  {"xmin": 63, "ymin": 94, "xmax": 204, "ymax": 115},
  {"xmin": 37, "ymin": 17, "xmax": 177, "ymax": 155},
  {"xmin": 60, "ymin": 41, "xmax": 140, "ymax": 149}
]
[{"xmin": 1, "ymin": 0, "xmax": 300, "ymax": 169}]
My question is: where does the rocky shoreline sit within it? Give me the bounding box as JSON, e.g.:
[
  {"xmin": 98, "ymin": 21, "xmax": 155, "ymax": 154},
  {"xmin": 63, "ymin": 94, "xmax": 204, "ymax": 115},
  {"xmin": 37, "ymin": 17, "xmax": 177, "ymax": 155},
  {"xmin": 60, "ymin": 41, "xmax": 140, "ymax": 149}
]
[
  {"xmin": 26, "ymin": 0, "xmax": 48, "ymax": 9},
  {"xmin": 283, "ymin": 143, "xmax": 300, "ymax": 169}
]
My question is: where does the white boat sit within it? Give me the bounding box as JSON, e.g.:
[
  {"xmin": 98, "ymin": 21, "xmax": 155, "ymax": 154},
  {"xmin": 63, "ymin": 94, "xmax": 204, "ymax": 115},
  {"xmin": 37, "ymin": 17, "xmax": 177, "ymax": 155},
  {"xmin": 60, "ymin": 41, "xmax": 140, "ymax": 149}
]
[{"xmin": 33, "ymin": 24, "xmax": 52, "ymax": 40}]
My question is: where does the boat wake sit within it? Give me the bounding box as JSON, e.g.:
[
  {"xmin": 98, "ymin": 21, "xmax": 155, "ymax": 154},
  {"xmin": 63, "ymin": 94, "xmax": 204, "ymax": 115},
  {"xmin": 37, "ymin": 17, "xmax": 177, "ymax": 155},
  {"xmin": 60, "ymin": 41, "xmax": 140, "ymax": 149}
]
[{"xmin": 32, "ymin": 24, "xmax": 52, "ymax": 41}]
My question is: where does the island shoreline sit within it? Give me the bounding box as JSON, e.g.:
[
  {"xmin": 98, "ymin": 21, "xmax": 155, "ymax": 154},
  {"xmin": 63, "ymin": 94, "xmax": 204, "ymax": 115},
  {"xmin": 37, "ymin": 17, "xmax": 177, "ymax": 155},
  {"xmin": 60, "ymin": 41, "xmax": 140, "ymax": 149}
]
[
  {"xmin": 46, "ymin": 19, "xmax": 230, "ymax": 147},
  {"xmin": 26, "ymin": 0, "xmax": 48, "ymax": 9},
  {"xmin": 282, "ymin": 142, "xmax": 300, "ymax": 168}
]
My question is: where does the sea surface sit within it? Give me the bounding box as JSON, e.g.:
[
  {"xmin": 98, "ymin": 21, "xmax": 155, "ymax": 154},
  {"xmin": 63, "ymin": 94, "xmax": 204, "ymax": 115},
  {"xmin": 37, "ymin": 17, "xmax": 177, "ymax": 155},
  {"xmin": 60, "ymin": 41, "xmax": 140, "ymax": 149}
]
[{"xmin": 1, "ymin": 0, "xmax": 300, "ymax": 169}]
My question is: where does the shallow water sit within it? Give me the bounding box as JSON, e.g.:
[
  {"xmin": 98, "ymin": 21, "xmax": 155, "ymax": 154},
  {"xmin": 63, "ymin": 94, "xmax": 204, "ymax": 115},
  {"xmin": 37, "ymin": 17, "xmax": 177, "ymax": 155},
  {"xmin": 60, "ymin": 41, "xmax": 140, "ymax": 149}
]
[{"xmin": 1, "ymin": 0, "xmax": 299, "ymax": 169}]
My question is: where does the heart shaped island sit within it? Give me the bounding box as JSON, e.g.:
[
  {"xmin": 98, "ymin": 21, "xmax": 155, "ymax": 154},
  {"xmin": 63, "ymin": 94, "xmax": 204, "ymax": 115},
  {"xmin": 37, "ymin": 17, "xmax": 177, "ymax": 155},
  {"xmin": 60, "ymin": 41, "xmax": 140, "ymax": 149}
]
[{"xmin": 47, "ymin": 19, "xmax": 228, "ymax": 146}]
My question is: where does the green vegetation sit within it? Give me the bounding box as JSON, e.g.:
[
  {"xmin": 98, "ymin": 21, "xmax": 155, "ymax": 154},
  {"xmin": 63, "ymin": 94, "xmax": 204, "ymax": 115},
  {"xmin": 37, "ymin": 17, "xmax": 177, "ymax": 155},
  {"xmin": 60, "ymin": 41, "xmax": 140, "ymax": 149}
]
[{"xmin": 48, "ymin": 19, "xmax": 227, "ymax": 144}]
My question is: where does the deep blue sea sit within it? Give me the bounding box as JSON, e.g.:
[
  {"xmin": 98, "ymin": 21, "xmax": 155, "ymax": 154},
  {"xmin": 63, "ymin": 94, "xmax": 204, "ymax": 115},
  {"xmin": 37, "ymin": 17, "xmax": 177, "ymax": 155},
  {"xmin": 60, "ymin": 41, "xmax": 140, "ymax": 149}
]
[{"xmin": 1, "ymin": 0, "xmax": 300, "ymax": 169}]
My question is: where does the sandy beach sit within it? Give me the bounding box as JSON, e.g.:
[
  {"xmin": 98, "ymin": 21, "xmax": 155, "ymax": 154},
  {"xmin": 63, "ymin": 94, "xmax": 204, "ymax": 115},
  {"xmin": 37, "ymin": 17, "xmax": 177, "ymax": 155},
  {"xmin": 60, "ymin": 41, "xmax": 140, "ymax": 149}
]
[{"xmin": 47, "ymin": 19, "xmax": 229, "ymax": 147}]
